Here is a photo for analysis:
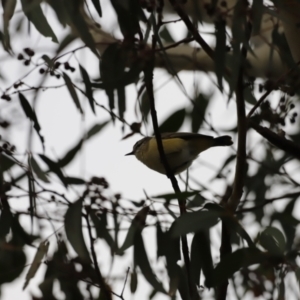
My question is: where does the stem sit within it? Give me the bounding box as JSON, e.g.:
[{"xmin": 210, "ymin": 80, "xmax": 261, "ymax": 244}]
[
  {"xmin": 85, "ymin": 213, "xmax": 111, "ymax": 299},
  {"xmin": 143, "ymin": 34, "xmax": 196, "ymax": 299},
  {"xmin": 168, "ymin": 0, "xmax": 214, "ymax": 60},
  {"xmin": 218, "ymin": 7, "xmax": 251, "ymax": 300}
]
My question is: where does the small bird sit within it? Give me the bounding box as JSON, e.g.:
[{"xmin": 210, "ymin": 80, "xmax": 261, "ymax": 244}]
[{"xmin": 126, "ymin": 132, "xmax": 233, "ymax": 175}]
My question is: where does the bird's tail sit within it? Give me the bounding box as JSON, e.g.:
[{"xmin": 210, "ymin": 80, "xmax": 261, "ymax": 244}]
[{"xmin": 213, "ymin": 135, "xmax": 233, "ymax": 147}]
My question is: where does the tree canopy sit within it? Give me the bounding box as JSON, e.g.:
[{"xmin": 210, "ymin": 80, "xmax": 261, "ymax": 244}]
[{"xmin": 1, "ymin": 0, "xmax": 300, "ymax": 299}]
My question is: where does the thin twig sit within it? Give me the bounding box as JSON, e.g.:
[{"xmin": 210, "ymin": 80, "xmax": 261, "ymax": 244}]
[
  {"xmin": 218, "ymin": 7, "xmax": 251, "ymax": 300},
  {"xmin": 120, "ymin": 267, "xmax": 130, "ymax": 299},
  {"xmin": 236, "ymin": 191, "xmax": 300, "ymax": 213},
  {"xmin": 154, "ymin": 37, "xmax": 195, "ymax": 52},
  {"xmin": 227, "ymin": 21, "xmax": 250, "ymax": 212},
  {"xmin": 143, "ymin": 34, "xmax": 196, "ymax": 299},
  {"xmin": 247, "ymin": 62, "xmax": 300, "ymax": 119},
  {"xmin": 168, "ymin": 0, "xmax": 214, "ymax": 60},
  {"xmin": 85, "ymin": 212, "xmax": 111, "ymax": 299}
]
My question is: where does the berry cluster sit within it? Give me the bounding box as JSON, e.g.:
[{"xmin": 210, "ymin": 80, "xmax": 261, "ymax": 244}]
[
  {"xmin": 260, "ymin": 97, "xmax": 298, "ymax": 127},
  {"xmin": 0, "ymin": 140, "xmax": 16, "ymax": 156},
  {"xmin": 17, "ymin": 47, "xmax": 35, "ymax": 66}
]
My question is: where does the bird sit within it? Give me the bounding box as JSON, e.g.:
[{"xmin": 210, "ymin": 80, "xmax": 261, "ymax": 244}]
[{"xmin": 125, "ymin": 132, "xmax": 233, "ymax": 175}]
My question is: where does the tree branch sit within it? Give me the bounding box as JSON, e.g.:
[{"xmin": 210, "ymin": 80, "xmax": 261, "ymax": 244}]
[
  {"xmin": 249, "ymin": 120, "xmax": 300, "ymax": 160},
  {"xmin": 143, "ymin": 35, "xmax": 197, "ymax": 299},
  {"xmin": 85, "ymin": 212, "xmax": 111, "ymax": 299},
  {"xmin": 168, "ymin": 0, "xmax": 214, "ymax": 60},
  {"xmin": 218, "ymin": 10, "xmax": 251, "ymax": 300}
]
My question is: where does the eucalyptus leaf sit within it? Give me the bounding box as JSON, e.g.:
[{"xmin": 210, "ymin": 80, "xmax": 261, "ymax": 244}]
[
  {"xmin": 64, "ymin": 199, "xmax": 92, "ymax": 263},
  {"xmin": 20, "ymin": 0, "xmax": 58, "ymax": 42}
]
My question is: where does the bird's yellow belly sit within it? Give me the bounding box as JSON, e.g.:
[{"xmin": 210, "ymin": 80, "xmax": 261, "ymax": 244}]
[{"xmin": 141, "ymin": 140, "xmax": 196, "ymax": 174}]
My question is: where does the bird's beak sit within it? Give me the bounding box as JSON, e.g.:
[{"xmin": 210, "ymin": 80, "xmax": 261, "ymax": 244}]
[{"xmin": 125, "ymin": 151, "xmax": 134, "ymax": 156}]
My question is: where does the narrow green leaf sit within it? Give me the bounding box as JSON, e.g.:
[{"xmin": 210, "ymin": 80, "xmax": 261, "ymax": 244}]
[
  {"xmin": 91, "ymin": 0, "xmax": 102, "ymax": 17},
  {"xmin": 209, "ymin": 248, "xmax": 281, "ymax": 287},
  {"xmin": 227, "ymin": 0, "xmax": 248, "ymax": 99},
  {"xmin": 159, "ymin": 26, "xmax": 174, "ymax": 43},
  {"xmin": 156, "ymin": 222, "xmax": 180, "ymax": 261},
  {"xmin": 191, "ymin": 232, "xmax": 202, "ymax": 285},
  {"xmin": 41, "ymin": 55, "xmax": 54, "ymax": 68},
  {"xmin": 79, "ymin": 64, "xmax": 95, "ymax": 114},
  {"xmin": 0, "ymin": 222, "xmax": 26, "ymax": 283},
  {"xmin": 244, "ymin": 85, "xmax": 257, "ymax": 105},
  {"xmin": 295, "ymin": 268, "xmax": 300, "ymax": 289},
  {"xmin": 65, "ymin": 177, "xmax": 85, "ymax": 185},
  {"xmin": 27, "ymin": 171, "xmax": 36, "ymax": 228},
  {"xmin": 58, "ymin": 121, "xmax": 109, "ymax": 168},
  {"xmin": 64, "ymin": 199, "xmax": 91, "ymax": 263},
  {"xmin": 46, "ymin": 0, "xmax": 68, "ymax": 27},
  {"xmin": 149, "ymin": 289, "xmax": 157, "ymax": 299},
  {"xmin": 119, "ymin": 206, "xmax": 149, "ymax": 253},
  {"xmin": 222, "ymin": 215, "xmax": 255, "ymax": 248},
  {"xmin": 117, "ymin": 87, "xmax": 125, "ymax": 120},
  {"xmin": 134, "ymin": 232, "xmax": 165, "ymax": 293},
  {"xmin": 277, "ymin": 271, "xmax": 285, "ymax": 300},
  {"xmin": 177, "ymin": 265, "xmax": 190, "ymax": 300},
  {"xmin": 130, "ymin": 270, "xmax": 138, "ymax": 293},
  {"xmin": 100, "ymin": 43, "xmax": 123, "ymax": 110},
  {"xmin": 23, "ymin": 241, "xmax": 49, "ymax": 290},
  {"xmin": 58, "ymin": 140, "xmax": 83, "ymax": 168},
  {"xmin": 19, "ymin": 93, "xmax": 44, "ymax": 149},
  {"xmin": 215, "ymin": 20, "xmax": 226, "ymax": 91},
  {"xmin": 56, "ymin": 33, "xmax": 77, "ymax": 55},
  {"xmin": 20, "ymin": 0, "xmax": 58, "ymax": 42},
  {"xmin": 191, "ymin": 93, "xmax": 210, "ymax": 133},
  {"xmin": 215, "ymin": 154, "xmax": 236, "ymax": 178},
  {"xmin": 191, "ymin": 231, "xmax": 214, "ymax": 287},
  {"xmin": 30, "ymin": 156, "xmax": 50, "ymax": 183},
  {"xmin": 252, "ymin": 0, "xmax": 263, "ymax": 36},
  {"xmin": 39, "ymin": 154, "xmax": 67, "ymax": 187},
  {"xmin": 0, "ymin": 200, "xmax": 13, "ymax": 239},
  {"xmin": 272, "ymin": 200, "xmax": 299, "ymax": 250},
  {"xmin": 158, "ymin": 108, "xmax": 186, "ymax": 133},
  {"xmin": 172, "ymin": 210, "xmax": 220, "ymax": 237},
  {"xmin": 2, "ymin": 0, "xmax": 16, "ymax": 53},
  {"xmin": 156, "ymin": 222, "xmax": 165, "ymax": 259},
  {"xmin": 153, "ymin": 191, "xmax": 200, "ymax": 201},
  {"xmin": 258, "ymin": 226, "xmax": 286, "ymax": 255},
  {"xmin": 63, "ymin": 72, "xmax": 83, "ymax": 114},
  {"xmin": 157, "ymin": 222, "xmax": 181, "ymax": 295},
  {"xmin": 19, "ymin": 93, "xmax": 40, "ymax": 131},
  {"xmin": 11, "ymin": 215, "xmax": 39, "ymax": 246},
  {"xmin": 98, "ymin": 43, "xmax": 141, "ymax": 116},
  {"xmin": 140, "ymin": 91, "xmax": 150, "ymax": 123},
  {"xmin": 110, "ymin": 0, "xmax": 144, "ymax": 38},
  {"xmin": 143, "ymin": 12, "xmax": 153, "ymax": 43},
  {"xmin": 63, "ymin": 1, "xmax": 98, "ymax": 56},
  {"xmin": 0, "ymin": 153, "xmax": 15, "ymax": 172},
  {"xmin": 186, "ymin": 194, "xmax": 206, "ymax": 209},
  {"xmin": 0, "ymin": 26, "xmax": 11, "ymax": 53},
  {"xmin": 90, "ymin": 210, "xmax": 115, "ymax": 251}
]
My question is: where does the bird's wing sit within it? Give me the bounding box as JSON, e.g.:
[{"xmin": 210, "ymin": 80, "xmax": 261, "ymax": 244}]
[
  {"xmin": 160, "ymin": 138, "xmax": 186, "ymax": 155},
  {"xmin": 161, "ymin": 132, "xmax": 214, "ymax": 141}
]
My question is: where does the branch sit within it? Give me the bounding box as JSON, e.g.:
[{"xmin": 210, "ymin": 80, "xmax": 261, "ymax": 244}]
[
  {"xmin": 85, "ymin": 212, "xmax": 111, "ymax": 299},
  {"xmin": 236, "ymin": 191, "xmax": 300, "ymax": 214},
  {"xmin": 247, "ymin": 62, "xmax": 300, "ymax": 119},
  {"xmin": 227, "ymin": 20, "xmax": 250, "ymax": 212},
  {"xmin": 218, "ymin": 12, "xmax": 251, "ymax": 300},
  {"xmin": 143, "ymin": 35, "xmax": 197, "ymax": 299},
  {"xmin": 275, "ymin": 0, "xmax": 300, "ymax": 63},
  {"xmin": 249, "ymin": 120, "xmax": 300, "ymax": 160},
  {"xmin": 168, "ymin": 0, "xmax": 215, "ymax": 60}
]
